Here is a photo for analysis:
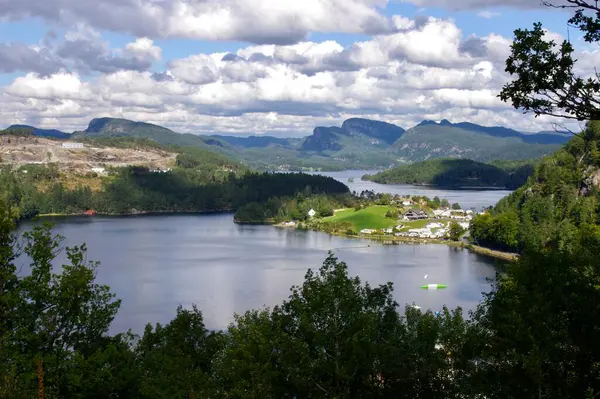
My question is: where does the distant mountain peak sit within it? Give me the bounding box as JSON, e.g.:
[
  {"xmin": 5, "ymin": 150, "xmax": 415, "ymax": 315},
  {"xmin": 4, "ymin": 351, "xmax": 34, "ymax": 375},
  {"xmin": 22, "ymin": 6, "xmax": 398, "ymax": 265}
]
[
  {"xmin": 301, "ymin": 117, "xmax": 405, "ymax": 152},
  {"xmin": 416, "ymin": 120, "xmax": 438, "ymax": 127},
  {"xmin": 85, "ymin": 117, "xmax": 175, "ymax": 134}
]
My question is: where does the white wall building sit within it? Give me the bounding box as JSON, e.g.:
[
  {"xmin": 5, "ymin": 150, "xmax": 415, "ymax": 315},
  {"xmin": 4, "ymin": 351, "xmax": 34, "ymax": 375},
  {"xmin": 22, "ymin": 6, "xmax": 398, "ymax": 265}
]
[
  {"xmin": 62, "ymin": 142, "xmax": 84, "ymax": 149},
  {"xmin": 308, "ymin": 209, "xmax": 316, "ymax": 217},
  {"xmin": 91, "ymin": 167, "xmax": 106, "ymax": 175}
]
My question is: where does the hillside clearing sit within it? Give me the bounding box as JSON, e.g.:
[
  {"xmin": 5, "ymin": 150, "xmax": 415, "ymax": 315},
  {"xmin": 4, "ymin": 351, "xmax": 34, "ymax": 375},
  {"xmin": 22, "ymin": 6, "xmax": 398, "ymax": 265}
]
[{"xmin": 324, "ymin": 206, "xmax": 397, "ymax": 230}]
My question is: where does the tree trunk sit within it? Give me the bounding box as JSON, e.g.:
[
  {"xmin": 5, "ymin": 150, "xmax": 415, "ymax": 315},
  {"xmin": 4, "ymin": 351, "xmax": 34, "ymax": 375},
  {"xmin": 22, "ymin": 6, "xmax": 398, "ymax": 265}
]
[{"xmin": 37, "ymin": 358, "xmax": 44, "ymax": 399}]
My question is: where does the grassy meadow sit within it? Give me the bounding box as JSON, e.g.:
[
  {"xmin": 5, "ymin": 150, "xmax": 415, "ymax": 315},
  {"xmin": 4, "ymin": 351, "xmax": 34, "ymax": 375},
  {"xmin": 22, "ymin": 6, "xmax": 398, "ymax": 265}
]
[
  {"xmin": 324, "ymin": 205, "xmax": 439, "ymax": 232},
  {"xmin": 324, "ymin": 206, "xmax": 397, "ymax": 230}
]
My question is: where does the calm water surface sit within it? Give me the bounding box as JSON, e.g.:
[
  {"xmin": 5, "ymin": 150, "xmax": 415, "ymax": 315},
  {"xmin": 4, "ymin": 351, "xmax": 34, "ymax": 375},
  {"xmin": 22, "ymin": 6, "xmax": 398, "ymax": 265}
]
[
  {"xmin": 18, "ymin": 214, "xmax": 499, "ymax": 334},
  {"xmin": 316, "ymin": 170, "xmax": 513, "ymax": 211},
  {"xmin": 17, "ymin": 172, "xmax": 510, "ymax": 334}
]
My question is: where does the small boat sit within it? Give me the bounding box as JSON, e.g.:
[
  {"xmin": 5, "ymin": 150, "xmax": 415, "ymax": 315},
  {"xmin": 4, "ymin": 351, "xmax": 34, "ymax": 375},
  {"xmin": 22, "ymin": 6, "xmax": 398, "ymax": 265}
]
[{"xmin": 421, "ymin": 284, "xmax": 447, "ymax": 289}]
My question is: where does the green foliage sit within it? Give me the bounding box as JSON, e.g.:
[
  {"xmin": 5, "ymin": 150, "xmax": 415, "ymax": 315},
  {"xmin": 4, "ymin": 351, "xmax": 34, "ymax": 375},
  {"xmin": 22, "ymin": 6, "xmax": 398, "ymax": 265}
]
[
  {"xmin": 234, "ymin": 193, "xmax": 351, "ymax": 224},
  {"xmin": 2, "ymin": 211, "xmax": 600, "ymax": 397},
  {"xmin": 365, "ymin": 158, "xmax": 535, "ymax": 189},
  {"xmin": 0, "ymin": 208, "xmax": 121, "ymax": 397},
  {"xmin": 473, "ymin": 226, "xmax": 600, "ymax": 397},
  {"xmin": 0, "ymin": 165, "xmax": 349, "ymax": 220},
  {"xmin": 448, "ymin": 222, "xmax": 465, "ymax": 241},
  {"xmin": 500, "ymin": 7, "xmax": 600, "ymax": 121},
  {"xmin": 136, "ymin": 305, "xmax": 224, "ymax": 397},
  {"xmin": 470, "ymin": 123, "xmax": 600, "ymax": 252},
  {"xmin": 0, "ymin": 126, "xmax": 34, "ymax": 137},
  {"xmin": 385, "ymin": 209, "xmax": 400, "ymax": 219}
]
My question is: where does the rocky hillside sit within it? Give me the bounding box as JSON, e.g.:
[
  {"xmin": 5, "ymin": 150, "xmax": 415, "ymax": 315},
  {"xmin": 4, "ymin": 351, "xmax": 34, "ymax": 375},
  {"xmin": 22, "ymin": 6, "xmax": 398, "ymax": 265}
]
[
  {"xmin": 0, "ymin": 135, "xmax": 177, "ymax": 173},
  {"xmin": 299, "ymin": 118, "xmax": 569, "ymax": 164}
]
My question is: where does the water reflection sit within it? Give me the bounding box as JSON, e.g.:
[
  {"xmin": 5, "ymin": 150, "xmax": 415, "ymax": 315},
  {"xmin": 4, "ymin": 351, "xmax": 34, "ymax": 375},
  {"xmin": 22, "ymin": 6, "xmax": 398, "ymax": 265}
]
[
  {"xmin": 18, "ymin": 214, "xmax": 498, "ymax": 333},
  {"xmin": 317, "ymin": 170, "xmax": 513, "ymax": 211}
]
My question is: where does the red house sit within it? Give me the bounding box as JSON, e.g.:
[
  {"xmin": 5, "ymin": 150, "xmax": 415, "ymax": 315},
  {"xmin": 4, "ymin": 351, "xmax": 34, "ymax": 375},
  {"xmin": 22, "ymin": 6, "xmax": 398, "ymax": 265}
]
[{"xmin": 83, "ymin": 209, "xmax": 97, "ymax": 216}]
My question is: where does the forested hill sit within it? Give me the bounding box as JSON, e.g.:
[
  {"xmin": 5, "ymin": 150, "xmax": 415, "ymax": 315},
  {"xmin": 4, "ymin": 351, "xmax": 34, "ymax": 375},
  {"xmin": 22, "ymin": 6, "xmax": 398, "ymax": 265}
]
[
  {"xmin": 416, "ymin": 119, "xmax": 571, "ymax": 144},
  {"xmin": 2, "ymin": 124, "xmax": 71, "ymax": 139},
  {"xmin": 470, "ymin": 121, "xmax": 600, "ymax": 252},
  {"xmin": 363, "ymin": 159, "xmax": 535, "ymax": 189}
]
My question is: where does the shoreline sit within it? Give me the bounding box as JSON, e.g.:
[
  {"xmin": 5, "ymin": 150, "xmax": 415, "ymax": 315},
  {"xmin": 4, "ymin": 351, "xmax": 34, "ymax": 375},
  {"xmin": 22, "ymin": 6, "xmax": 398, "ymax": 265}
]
[
  {"xmin": 274, "ymin": 221, "xmax": 518, "ymax": 262},
  {"xmin": 360, "ymin": 179, "xmax": 512, "ymax": 191},
  {"xmin": 36, "ymin": 209, "xmax": 234, "ymax": 218},
  {"xmin": 36, "ymin": 212, "xmax": 517, "ymax": 263}
]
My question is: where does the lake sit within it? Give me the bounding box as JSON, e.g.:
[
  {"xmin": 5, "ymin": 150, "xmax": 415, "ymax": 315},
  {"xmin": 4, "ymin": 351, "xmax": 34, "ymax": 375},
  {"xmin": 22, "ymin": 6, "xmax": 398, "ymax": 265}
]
[
  {"xmin": 315, "ymin": 170, "xmax": 513, "ymax": 211},
  {"xmin": 16, "ymin": 173, "xmax": 511, "ymax": 334},
  {"xmin": 17, "ymin": 214, "xmax": 500, "ymax": 334}
]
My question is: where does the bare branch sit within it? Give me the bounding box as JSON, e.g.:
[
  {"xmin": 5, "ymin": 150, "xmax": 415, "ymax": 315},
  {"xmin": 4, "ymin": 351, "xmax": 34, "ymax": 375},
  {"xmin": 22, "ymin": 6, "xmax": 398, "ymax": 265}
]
[
  {"xmin": 551, "ymin": 122, "xmax": 585, "ymax": 138},
  {"xmin": 542, "ymin": 0, "xmax": 600, "ymax": 12}
]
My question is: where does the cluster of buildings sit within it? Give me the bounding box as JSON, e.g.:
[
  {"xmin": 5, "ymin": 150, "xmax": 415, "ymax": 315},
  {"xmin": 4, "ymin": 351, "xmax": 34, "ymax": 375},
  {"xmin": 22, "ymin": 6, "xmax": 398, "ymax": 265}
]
[
  {"xmin": 432, "ymin": 209, "xmax": 474, "ymax": 221},
  {"xmin": 359, "ymin": 224, "xmax": 405, "ymax": 235},
  {"xmin": 356, "ymin": 204, "xmax": 478, "ymax": 239},
  {"xmin": 360, "ymin": 219, "xmax": 472, "ymax": 239}
]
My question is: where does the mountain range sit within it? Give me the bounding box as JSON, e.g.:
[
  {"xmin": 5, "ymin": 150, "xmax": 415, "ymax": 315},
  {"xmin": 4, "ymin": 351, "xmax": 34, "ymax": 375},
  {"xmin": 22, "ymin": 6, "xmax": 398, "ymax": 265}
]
[{"xmin": 1, "ymin": 117, "xmax": 572, "ymax": 170}]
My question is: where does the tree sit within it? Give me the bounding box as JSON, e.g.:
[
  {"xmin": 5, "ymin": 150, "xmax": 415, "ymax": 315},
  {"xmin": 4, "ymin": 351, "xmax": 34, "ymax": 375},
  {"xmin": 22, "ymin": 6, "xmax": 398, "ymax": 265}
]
[
  {"xmin": 136, "ymin": 305, "xmax": 224, "ymax": 398},
  {"xmin": 499, "ymin": 1, "xmax": 600, "ymax": 121},
  {"xmin": 452, "ymin": 203, "xmax": 462, "ymax": 210},
  {"xmin": 215, "ymin": 253, "xmax": 474, "ymax": 398},
  {"xmin": 449, "ymin": 222, "xmax": 465, "ymax": 241},
  {"xmin": 1, "ymin": 222, "xmax": 121, "ymax": 398},
  {"xmin": 441, "ymin": 198, "xmax": 450, "ymax": 208},
  {"xmin": 473, "ymin": 226, "xmax": 600, "ymax": 397}
]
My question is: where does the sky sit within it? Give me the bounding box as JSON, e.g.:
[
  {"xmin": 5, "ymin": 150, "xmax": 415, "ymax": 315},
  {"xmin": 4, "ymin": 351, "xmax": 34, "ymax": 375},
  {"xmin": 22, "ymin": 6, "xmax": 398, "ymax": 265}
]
[{"xmin": 0, "ymin": 0, "xmax": 594, "ymax": 137}]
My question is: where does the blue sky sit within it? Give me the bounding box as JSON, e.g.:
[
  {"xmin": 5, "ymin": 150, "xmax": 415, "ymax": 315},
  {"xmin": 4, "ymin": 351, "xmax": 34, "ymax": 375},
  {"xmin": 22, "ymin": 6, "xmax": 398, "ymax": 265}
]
[{"xmin": 0, "ymin": 0, "xmax": 592, "ymax": 135}]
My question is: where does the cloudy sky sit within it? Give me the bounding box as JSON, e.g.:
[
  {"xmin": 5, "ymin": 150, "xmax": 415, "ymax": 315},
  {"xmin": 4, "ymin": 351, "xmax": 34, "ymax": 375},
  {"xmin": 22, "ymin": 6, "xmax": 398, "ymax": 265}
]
[{"xmin": 0, "ymin": 0, "xmax": 593, "ymax": 136}]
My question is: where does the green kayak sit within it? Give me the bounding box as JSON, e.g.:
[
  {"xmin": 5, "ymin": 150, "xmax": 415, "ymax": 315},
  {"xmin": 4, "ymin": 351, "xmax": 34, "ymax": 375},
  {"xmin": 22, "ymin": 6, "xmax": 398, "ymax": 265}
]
[{"xmin": 421, "ymin": 284, "xmax": 448, "ymax": 289}]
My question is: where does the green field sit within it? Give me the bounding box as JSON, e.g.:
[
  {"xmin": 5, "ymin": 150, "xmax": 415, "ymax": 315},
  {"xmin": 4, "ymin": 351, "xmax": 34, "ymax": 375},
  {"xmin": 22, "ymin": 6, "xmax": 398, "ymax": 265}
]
[
  {"xmin": 324, "ymin": 206, "xmax": 441, "ymax": 232},
  {"xmin": 325, "ymin": 206, "xmax": 398, "ymax": 230}
]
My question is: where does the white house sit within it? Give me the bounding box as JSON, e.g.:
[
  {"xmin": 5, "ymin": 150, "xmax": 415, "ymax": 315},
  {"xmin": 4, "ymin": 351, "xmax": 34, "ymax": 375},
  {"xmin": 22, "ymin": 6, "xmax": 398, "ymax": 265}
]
[
  {"xmin": 435, "ymin": 209, "xmax": 452, "ymax": 218},
  {"xmin": 402, "ymin": 200, "xmax": 413, "ymax": 206},
  {"xmin": 427, "ymin": 222, "xmax": 443, "ymax": 229},
  {"xmin": 308, "ymin": 208, "xmax": 316, "ymax": 217},
  {"xmin": 360, "ymin": 229, "xmax": 377, "ymax": 234},
  {"xmin": 91, "ymin": 167, "xmax": 106, "ymax": 175},
  {"xmin": 62, "ymin": 142, "xmax": 84, "ymax": 149}
]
